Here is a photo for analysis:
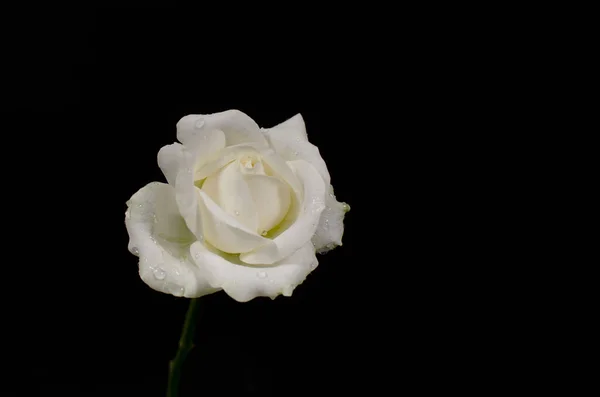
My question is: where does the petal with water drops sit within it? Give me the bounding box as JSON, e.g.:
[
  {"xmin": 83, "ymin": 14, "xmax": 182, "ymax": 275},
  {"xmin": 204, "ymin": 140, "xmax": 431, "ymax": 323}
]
[
  {"xmin": 191, "ymin": 240, "xmax": 318, "ymax": 302},
  {"xmin": 125, "ymin": 182, "xmax": 219, "ymax": 298}
]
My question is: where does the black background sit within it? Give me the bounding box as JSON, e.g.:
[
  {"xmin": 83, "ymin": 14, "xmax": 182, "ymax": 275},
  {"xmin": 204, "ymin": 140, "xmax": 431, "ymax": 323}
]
[{"xmin": 2, "ymin": 6, "xmax": 490, "ymax": 397}]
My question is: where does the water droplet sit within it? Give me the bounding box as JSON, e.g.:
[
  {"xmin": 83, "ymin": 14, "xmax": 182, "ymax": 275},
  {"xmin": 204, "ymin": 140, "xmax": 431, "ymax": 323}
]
[
  {"xmin": 167, "ymin": 283, "xmax": 185, "ymax": 297},
  {"xmin": 234, "ymin": 210, "xmax": 240, "ymax": 216},
  {"xmin": 257, "ymin": 271, "xmax": 267, "ymax": 279},
  {"xmin": 342, "ymin": 203, "xmax": 351, "ymax": 213},
  {"xmin": 310, "ymin": 262, "xmax": 317, "ymax": 270},
  {"xmin": 137, "ymin": 203, "xmax": 143, "ymax": 208},
  {"xmin": 261, "ymin": 230, "xmax": 268, "ymax": 236},
  {"xmin": 125, "ymin": 210, "xmax": 131, "ymax": 219},
  {"xmin": 195, "ymin": 118, "xmax": 205, "ymax": 129},
  {"xmin": 174, "ymin": 268, "xmax": 181, "ymax": 276},
  {"xmin": 154, "ymin": 267, "xmax": 166, "ymax": 280},
  {"xmin": 131, "ymin": 246, "xmax": 139, "ymax": 255},
  {"xmin": 295, "ymin": 136, "xmax": 301, "ymax": 142},
  {"xmin": 194, "ymin": 252, "xmax": 201, "ymax": 259},
  {"xmin": 293, "ymin": 151, "xmax": 299, "ymax": 156}
]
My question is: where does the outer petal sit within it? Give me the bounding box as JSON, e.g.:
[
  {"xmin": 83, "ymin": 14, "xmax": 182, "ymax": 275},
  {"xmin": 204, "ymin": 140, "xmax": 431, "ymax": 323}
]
[
  {"xmin": 174, "ymin": 149, "xmax": 204, "ymax": 239},
  {"xmin": 261, "ymin": 113, "xmax": 307, "ymax": 141},
  {"xmin": 177, "ymin": 110, "xmax": 269, "ymax": 155},
  {"xmin": 191, "ymin": 240, "xmax": 318, "ymax": 302},
  {"xmin": 157, "ymin": 143, "xmax": 185, "ymax": 185},
  {"xmin": 125, "ymin": 182, "xmax": 219, "ymax": 298},
  {"xmin": 262, "ymin": 114, "xmax": 331, "ymax": 185},
  {"xmin": 165, "ymin": 129, "xmax": 225, "ymax": 240},
  {"xmin": 312, "ymin": 186, "xmax": 350, "ymax": 253},
  {"xmin": 239, "ymin": 160, "xmax": 326, "ymax": 265}
]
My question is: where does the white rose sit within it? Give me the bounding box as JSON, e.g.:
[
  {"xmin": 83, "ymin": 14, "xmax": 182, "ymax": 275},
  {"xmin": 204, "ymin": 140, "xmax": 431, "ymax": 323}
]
[{"xmin": 125, "ymin": 110, "xmax": 349, "ymax": 302}]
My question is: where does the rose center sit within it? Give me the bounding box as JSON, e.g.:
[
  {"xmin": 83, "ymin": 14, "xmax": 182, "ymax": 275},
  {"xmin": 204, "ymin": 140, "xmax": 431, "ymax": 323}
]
[
  {"xmin": 240, "ymin": 155, "xmax": 257, "ymax": 169},
  {"xmin": 198, "ymin": 152, "xmax": 292, "ymax": 245}
]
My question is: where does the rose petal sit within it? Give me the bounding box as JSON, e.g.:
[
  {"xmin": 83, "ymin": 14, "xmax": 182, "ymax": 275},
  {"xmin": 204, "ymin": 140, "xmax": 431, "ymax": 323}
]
[
  {"xmin": 202, "ymin": 161, "xmax": 259, "ymax": 232},
  {"xmin": 177, "ymin": 110, "xmax": 268, "ymax": 155},
  {"xmin": 193, "ymin": 143, "xmax": 262, "ymax": 181},
  {"xmin": 165, "ymin": 128, "xmax": 225, "ymax": 240},
  {"xmin": 312, "ymin": 185, "xmax": 350, "ymax": 253},
  {"xmin": 170, "ymin": 124, "xmax": 227, "ymax": 169},
  {"xmin": 244, "ymin": 173, "xmax": 291, "ymax": 234},
  {"xmin": 157, "ymin": 143, "xmax": 184, "ymax": 186},
  {"xmin": 259, "ymin": 148, "xmax": 303, "ymax": 195},
  {"xmin": 262, "ymin": 114, "xmax": 331, "ymax": 185},
  {"xmin": 197, "ymin": 190, "xmax": 268, "ymax": 254},
  {"xmin": 174, "ymin": 148, "xmax": 204, "ymax": 239},
  {"xmin": 239, "ymin": 160, "xmax": 326, "ymax": 265},
  {"xmin": 190, "ymin": 240, "xmax": 318, "ymax": 302},
  {"xmin": 261, "ymin": 113, "xmax": 307, "ymax": 141},
  {"xmin": 125, "ymin": 182, "xmax": 219, "ymax": 298}
]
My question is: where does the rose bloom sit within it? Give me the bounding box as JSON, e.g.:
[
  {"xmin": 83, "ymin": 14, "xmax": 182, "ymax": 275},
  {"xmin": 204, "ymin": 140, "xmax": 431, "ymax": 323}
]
[{"xmin": 125, "ymin": 110, "xmax": 349, "ymax": 302}]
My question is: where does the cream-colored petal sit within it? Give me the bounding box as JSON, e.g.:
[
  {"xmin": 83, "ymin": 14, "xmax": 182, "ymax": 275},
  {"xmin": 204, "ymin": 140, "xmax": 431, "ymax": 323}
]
[
  {"xmin": 172, "ymin": 124, "xmax": 226, "ymax": 168},
  {"xmin": 262, "ymin": 114, "xmax": 330, "ymax": 185},
  {"xmin": 197, "ymin": 190, "xmax": 268, "ymax": 254},
  {"xmin": 244, "ymin": 174, "xmax": 291, "ymax": 234},
  {"xmin": 125, "ymin": 182, "xmax": 219, "ymax": 298},
  {"xmin": 260, "ymin": 148, "xmax": 303, "ymax": 196},
  {"xmin": 177, "ymin": 110, "xmax": 268, "ymax": 156},
  {"xmin": 203, "ymin": 161, "xmax": 258, "ymax": 232},
  {"xmin": 312, "ymin": 185, "xmax": 350, "ymax": 253},
  {"xmin": 174, "ymin": 148, "xmax": 204, "ymax": 240},
  {"xmin": 157, "ymin": 143, "xmax": 184, "ymax": 186},
  {"xmin": 190, "ymin": 240, "xmax": 318, "ymax": 302},
  {"xmin": 170, "ymin": 130, "xmax": 226, "ymax": 240},
  {"xmin": 261, "ymin": 113, "xmax": 307, "ymax": 142},
  {"xmin": 239, "ymin": 160, "xmax": 326, "ymax": 265},
  {"xmin": 193, "ymin": 143, "xmax": 262, "ymax": 181}
]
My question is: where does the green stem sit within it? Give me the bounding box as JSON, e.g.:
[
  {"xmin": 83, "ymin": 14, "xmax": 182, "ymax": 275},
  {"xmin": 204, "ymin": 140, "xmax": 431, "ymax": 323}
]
[{"xmin": 167, "ymin": 298, "xmax": 202, "ymax": 397}]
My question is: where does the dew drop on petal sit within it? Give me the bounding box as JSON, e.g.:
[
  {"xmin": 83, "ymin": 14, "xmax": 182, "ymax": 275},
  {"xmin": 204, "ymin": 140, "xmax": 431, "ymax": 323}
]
[
  {"xmin": 131, "ymin": 246, "xmax": 139, "ymax": 255},
  {"xmin": 293, "ymin": 151, "xmax": 299, "ymax": 156},
  {"xmin": 138, "ymin": 203, "xmax": 143, "ymax": 208},
  {"xmin": 257, "ymin": 271, "xmax": 267, "ymax": 279},
  {"xmin": 154, "ymin": 267, "xmax": 166, "ymax": 280},
  {"xmin": 167, "ymin": 283, "xmax": 185, "ymax": 297},
  {"xmin": 342, "ymin": 203, "xmax": 351, "ymax": 212},
  {"xmin": 195, "ymin": 118, "xmax": 205, "ymax": 129},
  {"xmin": 234, "ymin": 210, "xmax": 240, "ymax": 216}
]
